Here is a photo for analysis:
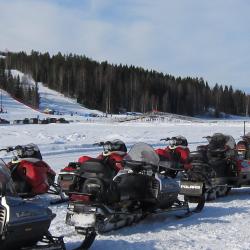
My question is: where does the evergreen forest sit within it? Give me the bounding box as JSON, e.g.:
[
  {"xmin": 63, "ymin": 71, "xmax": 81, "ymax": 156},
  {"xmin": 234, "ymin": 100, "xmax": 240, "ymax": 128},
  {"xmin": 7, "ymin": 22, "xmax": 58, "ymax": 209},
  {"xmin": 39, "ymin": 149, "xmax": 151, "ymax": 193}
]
[{"xmin": 0, "ymin": 51, "xmax": 249, "ymax": 117}]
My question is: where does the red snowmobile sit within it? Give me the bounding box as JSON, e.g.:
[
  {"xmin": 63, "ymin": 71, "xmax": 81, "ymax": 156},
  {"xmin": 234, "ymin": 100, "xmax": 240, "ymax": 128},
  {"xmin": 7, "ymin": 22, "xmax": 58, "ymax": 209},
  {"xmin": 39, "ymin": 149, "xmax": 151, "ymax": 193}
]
[
  {"xmin": 58, "ymin": 139, "xmax": 128, "ymax": 197},
  {"xmin": 155, "ymin": 136, "xmax": 191, "ymax": 178},
  {"xmin": 235, "ymin": 132, "xmax": 250, "ymax": 185},
  {"xmin": 1, "ymin": 144, "xmax": 64, "ymax": 202}
]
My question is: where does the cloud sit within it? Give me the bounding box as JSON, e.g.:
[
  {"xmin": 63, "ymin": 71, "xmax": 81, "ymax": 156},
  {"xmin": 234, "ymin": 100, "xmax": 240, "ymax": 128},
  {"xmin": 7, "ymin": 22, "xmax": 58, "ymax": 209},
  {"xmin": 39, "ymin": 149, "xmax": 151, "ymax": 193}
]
[{"xmin": 0, "ymin": 0, "xmax": 250, "ymax": 91}]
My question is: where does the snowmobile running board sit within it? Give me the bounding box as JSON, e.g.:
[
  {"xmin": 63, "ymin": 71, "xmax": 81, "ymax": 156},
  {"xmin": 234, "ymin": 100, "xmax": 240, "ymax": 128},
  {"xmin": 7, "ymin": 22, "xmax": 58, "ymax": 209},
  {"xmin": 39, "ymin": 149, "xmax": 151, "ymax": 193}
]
[{"xmin": 21, "ymin": 233, "xmax": 66, "ymax": 250}]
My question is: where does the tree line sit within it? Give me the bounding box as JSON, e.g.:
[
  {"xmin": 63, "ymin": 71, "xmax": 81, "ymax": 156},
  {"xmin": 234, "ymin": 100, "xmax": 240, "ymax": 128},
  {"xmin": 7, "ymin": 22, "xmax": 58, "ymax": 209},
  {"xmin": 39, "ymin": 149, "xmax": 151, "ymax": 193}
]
[{"xmin": 1, "ymin": 50, "xmax": 249, "ymax": 116}]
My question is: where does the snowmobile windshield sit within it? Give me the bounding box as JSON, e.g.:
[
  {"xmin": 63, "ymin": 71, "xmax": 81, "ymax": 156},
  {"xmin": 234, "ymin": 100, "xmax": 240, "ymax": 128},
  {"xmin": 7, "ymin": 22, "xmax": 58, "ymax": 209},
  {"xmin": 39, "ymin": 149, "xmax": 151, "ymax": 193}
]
[
  {"xmin": 16, "ymin": 143, "xmax": 42, "ymax": 160},
  {"xmin": 208, "ymin": 134, "xmax": 227, "ymax": 150},
  {"xmin": 0, "ymin": 164, "xmax": 16, "ymax": 196},
  {"xmin": 103, "ymin": 140, "xmax": 127, "ymax": 154},
  {"xmin": 125, "ymin": 142, "xmax": 159, "ymax": 166},
  {"xmin": 169, "ymin": 136, "xmax": 188, "ymax": 147}
]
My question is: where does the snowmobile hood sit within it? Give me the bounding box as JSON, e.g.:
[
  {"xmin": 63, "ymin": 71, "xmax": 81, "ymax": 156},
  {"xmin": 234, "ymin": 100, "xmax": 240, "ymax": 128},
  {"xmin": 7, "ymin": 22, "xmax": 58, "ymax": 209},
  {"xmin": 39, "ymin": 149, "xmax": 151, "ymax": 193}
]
[{"xmin": 125, "ymin": 142, "xmax": 159, "ymax": 166}]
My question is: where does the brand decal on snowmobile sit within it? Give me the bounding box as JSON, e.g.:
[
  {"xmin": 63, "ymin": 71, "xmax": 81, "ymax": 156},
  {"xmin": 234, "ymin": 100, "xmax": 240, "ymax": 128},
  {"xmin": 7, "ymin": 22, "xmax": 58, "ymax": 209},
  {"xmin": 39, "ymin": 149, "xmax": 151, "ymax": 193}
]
[
  {"xmin": 16, "ymin": 211, "xmax": 33, "ymax": 218},
  {"xmin": 180, "ymin": 181, "xmax": 203, "ymax": 196},
  {"xmin": 24, "ymin": 227, "xmax": 32, "ymax": 232},
  {"xmin": 180, "ymin": 184, "xmax": 202, "ymax": 190}
]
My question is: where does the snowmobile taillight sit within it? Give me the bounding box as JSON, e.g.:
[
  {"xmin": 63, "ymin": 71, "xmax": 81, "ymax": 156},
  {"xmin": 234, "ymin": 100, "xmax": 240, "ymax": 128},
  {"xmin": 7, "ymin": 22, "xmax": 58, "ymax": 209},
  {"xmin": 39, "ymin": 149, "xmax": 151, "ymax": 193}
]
[
  {"xmin": 115, "ymin": 162, "xmax": 123, "ymax": 171},
  {"xmin": 184, "ymin": 163, "xmax": 192, "ymax": 170},
  {"xmin": 70, "ymin": 194, "xmax": 90, "ymax": 203},
  {"xmin": 63, "ymin": 166, "xmax": 77, "ymax": 172}
]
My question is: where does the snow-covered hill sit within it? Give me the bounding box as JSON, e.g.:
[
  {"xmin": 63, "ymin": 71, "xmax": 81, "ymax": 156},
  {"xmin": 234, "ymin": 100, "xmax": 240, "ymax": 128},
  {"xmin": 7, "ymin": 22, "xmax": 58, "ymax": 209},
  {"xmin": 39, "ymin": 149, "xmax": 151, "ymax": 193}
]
[{"xmin": 38, "ymin": 82, "xmax": 103, "ymax": 117}]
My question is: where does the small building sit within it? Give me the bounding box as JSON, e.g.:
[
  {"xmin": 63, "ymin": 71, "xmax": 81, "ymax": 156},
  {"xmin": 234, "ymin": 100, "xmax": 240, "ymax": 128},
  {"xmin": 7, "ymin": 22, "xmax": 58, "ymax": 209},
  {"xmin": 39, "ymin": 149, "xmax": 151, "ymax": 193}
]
[{"xmin": 43, "ymin": 108, "xmax": 55, "ymax": 115}]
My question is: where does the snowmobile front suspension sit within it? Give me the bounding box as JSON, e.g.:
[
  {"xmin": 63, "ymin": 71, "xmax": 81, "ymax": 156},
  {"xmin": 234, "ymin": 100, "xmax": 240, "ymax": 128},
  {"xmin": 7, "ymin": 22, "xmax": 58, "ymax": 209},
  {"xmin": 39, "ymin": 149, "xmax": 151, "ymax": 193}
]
[
  {"xmin": 73, "ymin": 227, "xmax": 97, "ymax": 250},
  {"xmin": 183, "ymin": 192, "xmax": 206, "ymax": 213},
  {"xmin": 48, "ymin": 183, "xmax": 69, "ymax": 205}
]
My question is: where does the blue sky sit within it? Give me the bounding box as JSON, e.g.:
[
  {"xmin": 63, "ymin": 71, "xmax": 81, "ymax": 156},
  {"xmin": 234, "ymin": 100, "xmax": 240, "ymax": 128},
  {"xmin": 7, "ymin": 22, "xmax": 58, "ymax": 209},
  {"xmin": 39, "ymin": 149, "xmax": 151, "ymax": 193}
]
[{"xmin": 0, "ymin": 0, "xmax": 250, "ymax": 92}]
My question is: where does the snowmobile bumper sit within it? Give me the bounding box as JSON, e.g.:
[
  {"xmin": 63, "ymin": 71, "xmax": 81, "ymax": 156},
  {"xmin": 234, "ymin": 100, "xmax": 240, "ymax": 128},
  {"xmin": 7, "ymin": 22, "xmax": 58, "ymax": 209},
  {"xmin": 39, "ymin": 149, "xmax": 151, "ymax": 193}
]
[
  {"xmin": 66, "ymin": 203, "xmax": 97, "ymax": 249},
  {"xmin": 180, "ymin": 181, "xmax": 204, "ymax": 196}
]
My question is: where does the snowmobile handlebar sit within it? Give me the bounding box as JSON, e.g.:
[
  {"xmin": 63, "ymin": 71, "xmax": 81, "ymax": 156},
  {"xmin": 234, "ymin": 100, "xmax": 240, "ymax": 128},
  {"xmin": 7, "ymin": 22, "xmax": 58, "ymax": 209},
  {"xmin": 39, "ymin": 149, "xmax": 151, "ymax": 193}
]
[
  {"xmin": 93, "ymin": 142, "xmax": 104, "ymax": 146},
  {"xmin": 0, "ymin": 147, "xmax": 15, "ymax": 153},
  {"xmin": 160, "ymin": 138, "xmax": 171, "ymax": 142},
  {"xmin": 0, "ymin": 148, "xmax": 8, "ymax": 152},
  {"xmin": 2, "ymin": 145, "xmax": 23, "ymax": 153}
]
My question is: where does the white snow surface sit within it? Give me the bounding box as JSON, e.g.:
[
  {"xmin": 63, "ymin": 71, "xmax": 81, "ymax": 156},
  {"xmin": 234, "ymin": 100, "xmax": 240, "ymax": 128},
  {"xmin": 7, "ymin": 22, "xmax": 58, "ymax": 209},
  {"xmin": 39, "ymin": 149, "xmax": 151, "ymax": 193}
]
[
  {"xmin": 1, "ymin": 121, "xmax": 250, "ymax": 250},
  {"xmin": 1, "ymin": 70, "xmax": 250, "ymax": 249}
]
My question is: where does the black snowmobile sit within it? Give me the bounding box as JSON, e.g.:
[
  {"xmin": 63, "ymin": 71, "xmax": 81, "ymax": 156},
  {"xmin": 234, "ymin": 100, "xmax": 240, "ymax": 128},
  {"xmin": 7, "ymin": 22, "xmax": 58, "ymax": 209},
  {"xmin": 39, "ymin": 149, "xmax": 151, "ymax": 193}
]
[
  {"xmin": 180, "ymin": 133, "xmax": 238, "ymax": 200},
  {"xmin": 0, "ymin": 163, "xmax": 65, "ymax": 250},
  {"xmin": 65, "ymin": 142, "xmax": 205, "ymax": 249},
  {"xmin": 58, "ymin": 139, "xmax": 127, "ymax": 196}
]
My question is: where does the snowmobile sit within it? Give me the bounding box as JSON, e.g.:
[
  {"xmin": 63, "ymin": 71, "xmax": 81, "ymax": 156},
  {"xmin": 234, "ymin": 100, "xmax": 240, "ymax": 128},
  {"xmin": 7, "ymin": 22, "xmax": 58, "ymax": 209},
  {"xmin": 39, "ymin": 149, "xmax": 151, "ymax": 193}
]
[
  {"xmin": 180, "ymin": 133, "xmax": 238, "ymax": 200},
  {"xmin": 65, "ymin": 142, "xmax": 205, "ymax": 249},
  {"xmin": 0, "ymin": 161, "xmax": 65, "ymax": 250},
  {"xmin": 1, "ymin": 144, "xmax": 65, "ymax": 203},
  {"xmin": 57, "ymin": 139, "xmax": 127, "ymax": 196},
  {"xmin": 234, "ymin": 132, "xmax": 250, "ymax": 185},
  {"xmin": 155, "ymin": 136, "xmax": 191, "ymax": 178}
]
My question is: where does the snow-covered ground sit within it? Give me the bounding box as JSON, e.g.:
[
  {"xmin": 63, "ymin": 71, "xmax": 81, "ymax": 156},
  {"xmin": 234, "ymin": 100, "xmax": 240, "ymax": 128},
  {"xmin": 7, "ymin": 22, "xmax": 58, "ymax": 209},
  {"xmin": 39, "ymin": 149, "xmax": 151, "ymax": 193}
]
[
  {"xmin": 1, "ymin": 121, "xmax": 250, "ymax": 250},
  {"xmin": 1, "ymin": 70, "xmax": 250, "ymax": 249}
]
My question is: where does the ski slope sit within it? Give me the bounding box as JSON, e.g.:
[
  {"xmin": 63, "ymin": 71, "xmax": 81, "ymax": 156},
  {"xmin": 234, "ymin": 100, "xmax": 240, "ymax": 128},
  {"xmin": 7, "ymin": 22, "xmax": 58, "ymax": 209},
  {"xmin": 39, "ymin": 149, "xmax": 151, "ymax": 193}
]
[
  {"xmin": 1, "ymin": 70, "xmax": 250, "ymax": 249},
  {"xmin": 0, "ymin": 69, "xmax": 104, "ymax": 122},
  {"xmin": 38, "ymin": 82, "xmax": 103, "ymax": 116},
  {"xmin": 0, "ymin": 89, "xmax": 42, "ymax": 121}
]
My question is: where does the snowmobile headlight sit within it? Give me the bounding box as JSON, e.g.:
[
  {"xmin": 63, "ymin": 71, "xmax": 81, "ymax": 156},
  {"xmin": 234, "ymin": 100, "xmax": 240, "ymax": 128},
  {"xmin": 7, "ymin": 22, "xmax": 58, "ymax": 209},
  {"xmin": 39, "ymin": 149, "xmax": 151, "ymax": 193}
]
[
  {"xmin": 169, "ymin": 139, "xmax": 177, "ymax": 147},
  {"xmin": 104, "ymin": 144, "xmax": 112, "ymax": 153}
]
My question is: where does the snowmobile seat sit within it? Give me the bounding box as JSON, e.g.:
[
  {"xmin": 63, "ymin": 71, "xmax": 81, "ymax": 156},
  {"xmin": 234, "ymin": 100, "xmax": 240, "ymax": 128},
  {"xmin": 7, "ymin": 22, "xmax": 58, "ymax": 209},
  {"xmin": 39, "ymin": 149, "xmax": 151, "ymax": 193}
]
[
  {"xmin": 79, "ymin": 159, "xmax": 114, "ymax": 181},
  {"xmin": 190, "ymin": 150, "xmax": 209, "ymax": 164}
]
